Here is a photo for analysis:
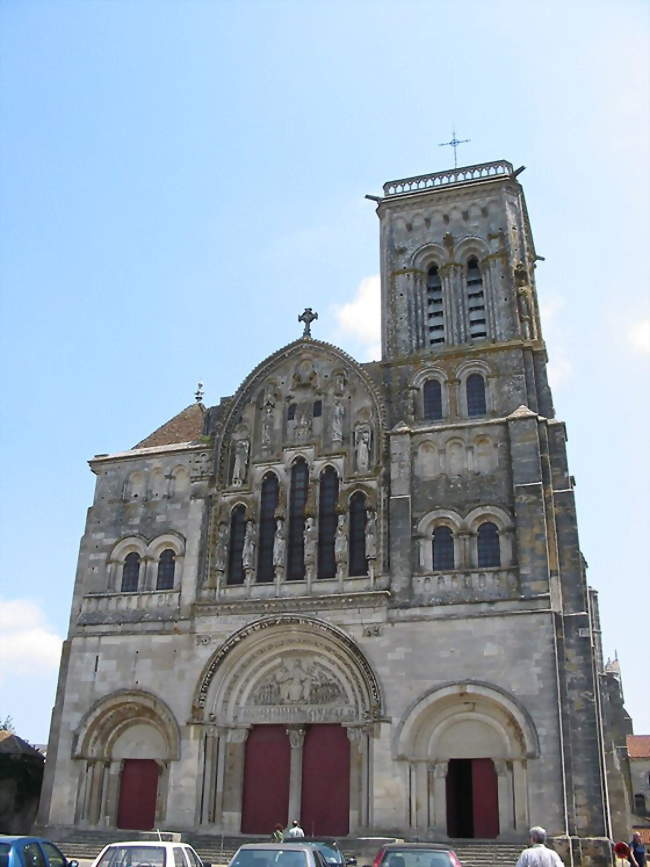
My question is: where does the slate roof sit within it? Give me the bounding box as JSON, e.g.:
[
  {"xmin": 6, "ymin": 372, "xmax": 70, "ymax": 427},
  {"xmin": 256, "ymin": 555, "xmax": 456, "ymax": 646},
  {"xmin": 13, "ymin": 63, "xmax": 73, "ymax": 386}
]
[
  {"xmin": 627, "ymin": 735, "xmax": 650, "ymax": 758},
  {"xmin": 135, "ymin": 403, "xmax": 206, "ymax": 449},
  {"xmin": 0, "ymin": 730, "xmax": 44, "ymax": 760}
]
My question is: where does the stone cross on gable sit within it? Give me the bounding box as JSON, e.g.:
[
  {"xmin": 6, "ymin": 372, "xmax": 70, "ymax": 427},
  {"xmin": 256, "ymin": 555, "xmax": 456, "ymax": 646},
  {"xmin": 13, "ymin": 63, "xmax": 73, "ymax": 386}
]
[{"xmin": 298, "ymin": 307, "xmax": 318, "ymax": 338}]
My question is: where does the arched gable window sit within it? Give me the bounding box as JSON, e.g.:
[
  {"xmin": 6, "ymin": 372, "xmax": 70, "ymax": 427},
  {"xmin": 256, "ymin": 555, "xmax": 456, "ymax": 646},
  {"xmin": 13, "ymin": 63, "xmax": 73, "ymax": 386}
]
[
  {"xmin": 287, "ymin": 459, "xmax": 308, "ymax": 580},
  {"xmin": 121, "ymin": 552, "xmax": 141, "ymax": 592},
  {"xmin": 466, "ymin": 373, "xmax": 487, "ymax": 417},
  {"xmin": 227, "ymin": 505, "xmax": 246, "ymax": 585},
  {"xmin": 318, "ymin": 467, "xmax": 339, "ymax": 579},
  {"xmin": 349, "ymin": 492, "xmax": 367, "ymax": 576},
  {"xmin": 466, "ymin": 257, "xmax": 487, "ymax": 339},
  {"xmin": 287, "ymin": 403, "xmax": 296, "ymax": 421},
  {"xmin": 427, "ymin": 264, "xmax": 445, "ymax": 345},
  {"xmin": 432, "ymin": 526, "xmax": 454, "ymax": 570},
  {"xmin": 423, "ymin": 378, "xmax": 443, "ymax": 420},
  {"xmin": 477, "ymin": 521, "xmax": 500, "ymax": 567},
  {"xmin": 257, "ymin": 473, "xmax": 279, "ymax": 583},
  {"xmin": 156, "ymin": 549, "xmax": 176, "ymax": 590}
]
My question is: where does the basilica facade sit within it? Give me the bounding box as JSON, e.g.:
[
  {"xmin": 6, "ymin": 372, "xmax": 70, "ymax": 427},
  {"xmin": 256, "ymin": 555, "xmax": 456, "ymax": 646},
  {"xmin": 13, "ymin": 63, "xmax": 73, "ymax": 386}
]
[{"xmin": 39, "ymin": 161, "xmax": 620, "ymax": 864}]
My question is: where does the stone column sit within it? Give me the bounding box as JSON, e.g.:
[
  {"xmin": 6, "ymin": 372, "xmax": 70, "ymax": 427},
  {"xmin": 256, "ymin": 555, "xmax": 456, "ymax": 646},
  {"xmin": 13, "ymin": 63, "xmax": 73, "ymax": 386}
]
[
  {"xmin": 415, "ymin": 762, "xmax": 428, "ymax": 830},
  {"xmin": 103, "ymin": 761, "xmax": 122, "ymax": 827},
  {"xmin": 389, "ymin": 427, "xmax": 412, "ymax": 601},
  {"xmin": 286, "ymin": 727, "xmax": 306, "ymax": 823},
  {"xmin": 221, "ymin": 728, "xmax": 249, "ymax": 833},
  {"xmin": 431, "ymin": 761, "xmax": 448, "ymax": 834},
  {"xmin": 141, "ymin": 555, "xmax": 154, "ymax": 591},
  {"xmin": 495, "ymin": 760, "xmax": 515, "ymax": 837},
  {"xmin": 512, "ymin": 759, "xmax": 529, "ymax": 831},
  {"xmin": 346, "ymin": 726, "xmax": 366, "ymax": 834}
]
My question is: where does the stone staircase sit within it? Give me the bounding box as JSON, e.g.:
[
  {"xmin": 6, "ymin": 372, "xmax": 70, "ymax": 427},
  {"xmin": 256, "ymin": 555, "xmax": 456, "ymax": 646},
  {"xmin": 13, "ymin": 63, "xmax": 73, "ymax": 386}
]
[{"xmin": 451, "ymin": 841, "xmax": 523, "ymax": 866}]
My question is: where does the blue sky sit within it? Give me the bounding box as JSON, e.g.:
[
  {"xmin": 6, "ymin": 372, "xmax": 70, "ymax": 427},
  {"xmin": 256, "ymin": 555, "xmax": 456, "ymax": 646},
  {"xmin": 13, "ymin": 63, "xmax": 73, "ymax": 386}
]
[{"xmin": 1, "ymin": 0, "xmax": 648, "ymax": 743}]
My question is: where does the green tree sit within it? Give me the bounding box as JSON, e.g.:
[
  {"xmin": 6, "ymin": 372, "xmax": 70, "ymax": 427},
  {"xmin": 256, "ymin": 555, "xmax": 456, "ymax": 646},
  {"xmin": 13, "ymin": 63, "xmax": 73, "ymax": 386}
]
[{"xmin": 0, "ymin": 714, "xmax": 15, "ymax": 732}]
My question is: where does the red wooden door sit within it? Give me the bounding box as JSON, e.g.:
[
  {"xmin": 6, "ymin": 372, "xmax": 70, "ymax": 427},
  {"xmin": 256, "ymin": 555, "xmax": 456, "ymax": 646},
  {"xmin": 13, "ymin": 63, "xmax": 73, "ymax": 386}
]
[
  {"xmin": 471, "ymin": 758, "xmax": 499, "ymax": 838},
  {"xmin": 300, "ymin": 725, "xmax": 350, "ymax": 836},
  {"xmin": 117, "ymin": 759, "xmax": 159, "ymax": 830},
  {"xmin": 241, "ymin": 725, "xmax": 290, "ymax": 834}
]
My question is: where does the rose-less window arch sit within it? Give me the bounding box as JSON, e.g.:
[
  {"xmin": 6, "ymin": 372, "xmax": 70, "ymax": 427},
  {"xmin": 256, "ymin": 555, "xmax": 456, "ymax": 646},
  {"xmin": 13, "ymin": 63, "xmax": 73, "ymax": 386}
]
[
  {"xmin": 156, "ymin": 549, "xmax": 176, "ymax": 590},
  {"xmin": 466, "ymin": 373, "xmax": 487, "ymax": 417},
  {"xmin": 121, "ymin": 552, "xmax": 141, "ymax": 592},
  {"xmin": 227, "ymin": 504, "xmax": 246, "ymax": 585},
  {"xmin": 318, "ymin": 467, "xmax": 339, "ymax": 579},
  {"xmin": 349, "ymin": 491, "xmax": 367, "ymax": 576},
  {"xmin": 287, "ymin": 459, "xmax": 308, "ymax": 580},
  {"xmin": 427, "ymin": 264, "xmax": 445, "ymax": 345},
  {"xmin": 257, "ymin": 472, "xmax": 279, "ymax": 583},
  {"xmin": 423, "ymin": 378, "xmax": 443, "ymax": 420},
  {"xmin": 477, "ymin": 521, "xmax": 500, "ymax": 567},
  {"xmin": 432, "ymin": 526, "xmax": 454, "ymax": 570},
  {"xmin": 466, "ymin": 257, "xmax": 487, "ymax": 339}
]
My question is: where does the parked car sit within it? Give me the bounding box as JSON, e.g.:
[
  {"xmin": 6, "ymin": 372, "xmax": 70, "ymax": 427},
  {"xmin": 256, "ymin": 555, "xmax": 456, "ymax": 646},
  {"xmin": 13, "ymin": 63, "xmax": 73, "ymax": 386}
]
[
  {"xmin": 299, "ymin": 839, "xmax": 356, "ymax": 867},
  {"xmin": 228, "ymin": 842, "xmax": 331, "ymax": 867},
  {"xmin": 90, "ymin": 841, "xmax": 208, "ymax": 867},
  {"xmin": 0, "ymin": 836, "xmax": 79, "ymax": 867},
  {"xmin": 369, "ymin": 843, "xmax": 463, "ymax": 867}
]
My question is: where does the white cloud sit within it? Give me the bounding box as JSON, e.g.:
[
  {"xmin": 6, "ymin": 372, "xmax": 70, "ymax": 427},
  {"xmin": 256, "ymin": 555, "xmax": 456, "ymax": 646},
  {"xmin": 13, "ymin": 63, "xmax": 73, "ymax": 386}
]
[
  {"xmin": 0, "ymin": 598, "xmax": 62, "ymax": 683},
  {"xmin": 539, "ymin": 294, "xmax": 573, "ymax": 390},
  {"xmin": 333, "ymin": 274, "xmax": 381, "ymax": 361},
  {"xmin": 627, "ymin": 318, "xmax": 650, "ymax": 354}
]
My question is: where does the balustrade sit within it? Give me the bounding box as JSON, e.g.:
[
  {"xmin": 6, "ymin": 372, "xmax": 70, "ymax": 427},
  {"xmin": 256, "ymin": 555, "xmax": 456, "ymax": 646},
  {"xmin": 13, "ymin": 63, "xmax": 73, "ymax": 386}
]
[
  {"xmin": 80, "ymin": 588, "xmax": 181, "ymax": 619},
  {"xmin": 383, "ymin": 160, "xmax": 514, "ymax": 197}
]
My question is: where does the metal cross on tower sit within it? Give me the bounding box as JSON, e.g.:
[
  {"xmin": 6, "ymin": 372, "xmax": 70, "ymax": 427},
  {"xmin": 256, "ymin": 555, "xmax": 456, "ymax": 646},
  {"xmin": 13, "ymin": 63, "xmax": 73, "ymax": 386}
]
[
  {"xmin": 438, "ymin": 127, "xmax": 470, "ymax": 169},
  {"xmin": 298, "ymin": 307, "xmax": 318, "ymax": 338}
]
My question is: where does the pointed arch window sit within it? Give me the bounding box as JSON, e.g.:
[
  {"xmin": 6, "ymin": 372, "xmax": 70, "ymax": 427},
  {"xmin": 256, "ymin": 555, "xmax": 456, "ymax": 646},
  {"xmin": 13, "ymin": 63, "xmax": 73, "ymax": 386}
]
[
  {"xmin": 349, "ymin": 491, "xmax": 367, "ymax": 576},
  {"xmin": 466, "ymin": 257, "xmax": 487, "ymax": 338},
  {"xmin": 432, "ymin": 526, "xmax": 454, "ymax": 570},
  {"xmin": 227, "ymin": 504, "xmax": 246, "ymax": 585},
  {"xmin": 318, "ymin": 467, "xmax": 339, "ymax": 579},
  {"xmin": 423, "ymin": 378, "xmax": 443, "ymax": 420},
  {"xmin": 156, "ymin": 549, "xmax": 176, "ymax": 590},
  {"xmin": 466, "ymin": 373, "xmax": 487, "ymax": 417},
  {"xmin": 287, "ymin": 459, "xmax": 308, "ymax": 580},
  {"xmin": 477, "ymin": 522, "xmax": 500, "ymax": 567},
  {"xmin": 257, "ymin": 473, "xmax": 279, "ymax": 583},
  {"xmin": 427, "ymin": 264, "xmax": 445, "ymax": 345},
  {"xmin": 121, "ymin": 552, "xmax": 141, "ymax": 592}
]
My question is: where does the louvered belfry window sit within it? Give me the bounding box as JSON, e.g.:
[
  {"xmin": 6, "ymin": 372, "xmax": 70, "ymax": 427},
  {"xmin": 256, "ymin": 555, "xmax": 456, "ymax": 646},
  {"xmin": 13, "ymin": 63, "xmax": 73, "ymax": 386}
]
[
  {"xmin": 287, "ymin": 459, "xmax": 308, "ymax": 580},
  {"xmin": 318, "ymin": 467, "xmax": 339, "ymax": 579},
  {"xmin": 432, "ymin": 526, "xmax": 454, "ymax": 570},
  {"xmin": 467, "ymin": 257, "xmax": 487, "ymax": 339},
  {"xmin": 349, "ymin": 491, "xmax": 367, "ymax": 576},
  {"xmin": 227, "ymin": 504, "xmax": 246, "ymax": 585},
  {"xmin": 121, "ymin": 552, "xmax": 141, "ymax": 592},
  {"xmin": 257, "ymin": 473, "xmax": 279, "ymax": 582},
  {"xmin": 156, "ymin": 549, "xmax": 175, "ymax": 590},
  {"xmin": 427, "ymin": 264, "xmax": 445, "ymax": 345},
  {"xmin": 466, "ymin": 373, "xmax": 487, "ymax": 417},
  {"xmin": 423, "ymin": 379, "xmax": 443, "ymax": 420},
  {"xmin": 477, "ymin": 522, "xmax": 501, "ymax": 567}
]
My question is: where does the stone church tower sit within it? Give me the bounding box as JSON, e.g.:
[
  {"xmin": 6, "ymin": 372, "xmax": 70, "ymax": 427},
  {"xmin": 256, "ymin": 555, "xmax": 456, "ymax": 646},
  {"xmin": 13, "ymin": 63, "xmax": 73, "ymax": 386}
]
[{"xmin": 39, "ymin": 161, "xmax": 619, "ymax": 865}]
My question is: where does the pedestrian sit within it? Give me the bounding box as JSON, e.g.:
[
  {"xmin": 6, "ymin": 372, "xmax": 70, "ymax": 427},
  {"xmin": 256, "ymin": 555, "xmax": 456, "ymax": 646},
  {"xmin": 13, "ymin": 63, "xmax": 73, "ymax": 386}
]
[
  {"xmin": 629, "ymin": 831, "xmax": 647, "ymax": 867},
  {"xmin": 515, "ymin": 827, "xmax": 564, "ymax": 867},
  {"xmin": 285, "ymin": 820, "xmax": 305, "ymax": 838},
  {"xmin": 271, "ymin": 824, "xmax": 284, "ymax": 843}
]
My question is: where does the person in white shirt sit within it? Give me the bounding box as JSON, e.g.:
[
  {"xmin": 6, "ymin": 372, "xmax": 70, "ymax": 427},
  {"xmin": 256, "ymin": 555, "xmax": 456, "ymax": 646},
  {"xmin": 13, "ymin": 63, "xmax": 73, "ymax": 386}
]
[
  {"xmin": 516, "ymin": 827, "xmax": 564, "ymax": 867},
  {"xmin": 285, "ymin": 820, "xmax": 305, "ymax": 839}
]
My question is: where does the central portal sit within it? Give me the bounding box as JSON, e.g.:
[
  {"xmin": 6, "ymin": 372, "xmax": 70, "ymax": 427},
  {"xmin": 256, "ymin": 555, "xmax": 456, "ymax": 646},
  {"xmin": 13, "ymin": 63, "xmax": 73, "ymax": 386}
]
[{"xmin": 241, "ymin": 724, "xmax": 350, "ymax": 835}]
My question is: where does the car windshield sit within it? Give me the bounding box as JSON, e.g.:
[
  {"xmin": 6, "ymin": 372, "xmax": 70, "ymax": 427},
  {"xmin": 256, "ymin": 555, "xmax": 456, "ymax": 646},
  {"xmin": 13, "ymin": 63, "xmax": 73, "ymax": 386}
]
[
  {"xmin": 306, "ymin": 845, "xmax": 341, "ymax": 865},
  {"xmin": 232, "ymin": 850, "xmax": 308, "ymax": 867},
  {"xmin": 96, "ymin": 846, "xmax": 167, "ymax": 867},
  {"xmin": 383, "ymin": 851, "xmax": 451, "ymax": 867}
]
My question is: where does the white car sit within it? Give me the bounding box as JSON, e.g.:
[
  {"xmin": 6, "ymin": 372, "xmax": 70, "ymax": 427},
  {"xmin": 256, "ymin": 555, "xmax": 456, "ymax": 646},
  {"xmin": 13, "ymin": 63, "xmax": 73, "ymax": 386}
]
[{"xmin": 91, "ymin": 841, "xmax": 208, "ymax": 867}]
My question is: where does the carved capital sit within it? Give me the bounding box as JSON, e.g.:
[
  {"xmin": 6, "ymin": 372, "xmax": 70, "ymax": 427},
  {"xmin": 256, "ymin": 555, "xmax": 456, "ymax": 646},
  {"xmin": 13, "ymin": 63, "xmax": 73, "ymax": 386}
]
[
  {"xmin": 432, "ymin": 761, "xmax": 448, "ymax": 779},
  {"xmin": 227, "ymin": 727, "xmax": 250, "ymax": 744},
  {"xmin": 286, "ymin": 727, "xmax": 306, "ymax": 749}
]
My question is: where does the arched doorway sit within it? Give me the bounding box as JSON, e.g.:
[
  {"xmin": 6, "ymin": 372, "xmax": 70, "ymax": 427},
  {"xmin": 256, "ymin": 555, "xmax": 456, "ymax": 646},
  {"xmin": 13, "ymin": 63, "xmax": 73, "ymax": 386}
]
[
  {"xmin": 397, "ymin": 682, "xmax": 539, "ymax": 840},
  {"xmin": 192, "ymin": 615, "xmax": 382, "ymax": 835}
]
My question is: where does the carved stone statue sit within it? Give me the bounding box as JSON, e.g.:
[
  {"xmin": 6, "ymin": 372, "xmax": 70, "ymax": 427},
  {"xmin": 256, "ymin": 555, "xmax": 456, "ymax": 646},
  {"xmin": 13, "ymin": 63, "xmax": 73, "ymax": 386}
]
[
  {"xmin": 355, "ymin": 426, "xmax": 371, "ymax": 473},
  {"xmin": 294, "ymin": 403, "xmax": 311, "ymax": 442},
  {"xmin": 214, "ymin": 521, "xmax": 228, "ymax": 574},
  {"xmin": 273, "ymin": 517, "xmax": 286, "ymax": 579},
  {"xmin": 333, "ymin": 370, "xmax": 347, "ymax": 394},
  {"xmin": 261, "ymin": 402, "xmax": 274, "ymax": 448},
  {"xmin": 242, "ymin": 519, "xmax": 256, "ymax": 579},
  {"xmin": 365, "ymin": 509, "xmax": 377, "ymax": 580},
  {"xmin": 331, "ymin": 399, "xmax": 344, "ymax": 443},
  {"xmin": 232, "ymin": 439, "xmax": 249, "ymax": 487},
  {"xmin": 303, "ymin": 516, "xmax": 317, "ymax": 580},
  {"xmin": 514, "ymin": 261, "xmax": 534, "ymax": 339},
  {"xmin": 334, "ymin": 514, "xmax": 347, "ymax": 579}
]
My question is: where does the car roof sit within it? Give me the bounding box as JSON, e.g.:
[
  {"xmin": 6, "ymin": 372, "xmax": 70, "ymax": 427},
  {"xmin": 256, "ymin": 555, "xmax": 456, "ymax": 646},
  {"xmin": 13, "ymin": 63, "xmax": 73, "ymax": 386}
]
[
  {"xmin": 101, "ymin": 842, "xmax": 189, "ymax": 849},
  {"xmin": 236, "ymin": 844, "xmax": 313, "ymax": 850},
  {"xmin": 0, "ymin": 837, "xmax": 46, "ymax": 844},
  {"xmin": 380, "ymin": 844, "xmax": 453, "ymax": 852}
]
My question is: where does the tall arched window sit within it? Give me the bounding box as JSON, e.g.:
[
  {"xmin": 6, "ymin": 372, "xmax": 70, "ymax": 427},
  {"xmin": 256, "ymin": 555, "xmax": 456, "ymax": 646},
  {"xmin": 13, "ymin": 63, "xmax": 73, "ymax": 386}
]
[
  {"xmin": 466, "ymin": 257, "xmax": 487, "ymax": 339},
  {"xmin": 257, "ymin": 473, "xmax": 279, "ymax": 582},
  {"xmin": 427, "ymin": 264, "xmax": 445, "ymax": 345},
  {"xmin": 318, "ymin": 467, "xmax": 339, "ymax": 579},
  {"xmin": 156, "ymin": 549, "xmax": 176, "ymax": 590},
  {"xmin": 466, "ymin": 373, "xmax": 487, "ymax": 417},
  {"xmin": 477, "ymin": 522, "xmax": 500, "ymax": 567},
  {"xmin": 349, "ymin": 492, "xmax": 367, "ymax": 576},
  {"xmin": 432, "ymin": 526, "xmax": 454, "ymax": 570},
  {"xmin": 227, "ymin": 504, "xmax": 246, "ymax": 585},
  {"xmin": 423, "ymin": 378, "xmax": 443, "ymax": 420},
  {"xmin": 121, "ymin": 552, "xmax": 141, "ymax": 592},
  {"xmin": 287, "ymin": 459, "xmax": 308, "ymax": 580}
]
